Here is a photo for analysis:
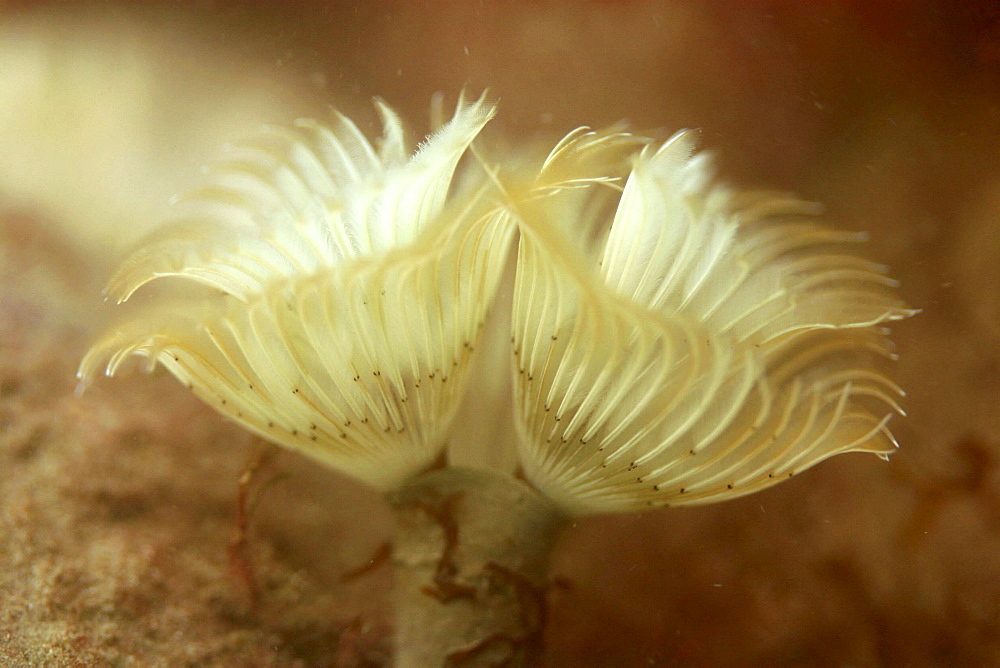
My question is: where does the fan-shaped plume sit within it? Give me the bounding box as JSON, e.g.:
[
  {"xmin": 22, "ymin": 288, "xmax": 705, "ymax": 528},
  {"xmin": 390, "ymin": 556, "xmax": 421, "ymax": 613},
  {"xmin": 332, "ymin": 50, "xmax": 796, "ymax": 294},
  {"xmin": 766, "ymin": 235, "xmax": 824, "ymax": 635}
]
[
  {"xmin": 510, "ymin": 129, "xmax": 916, "ymax": 515},
  {"xmin": 78, "ymin": 98, "xmax": 914, "ymax": 508},
  {"xmin": 79, "ymin": 95, "xmax": 515, "ymax": 490}
]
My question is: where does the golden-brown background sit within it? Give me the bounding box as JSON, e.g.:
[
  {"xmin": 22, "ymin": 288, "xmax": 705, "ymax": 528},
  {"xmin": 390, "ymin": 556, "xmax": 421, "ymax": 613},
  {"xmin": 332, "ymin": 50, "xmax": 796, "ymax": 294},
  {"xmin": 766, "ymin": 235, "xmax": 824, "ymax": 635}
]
[{"xmin": 2, "ymin": 1, "xmax": 999, "ymax": 664}]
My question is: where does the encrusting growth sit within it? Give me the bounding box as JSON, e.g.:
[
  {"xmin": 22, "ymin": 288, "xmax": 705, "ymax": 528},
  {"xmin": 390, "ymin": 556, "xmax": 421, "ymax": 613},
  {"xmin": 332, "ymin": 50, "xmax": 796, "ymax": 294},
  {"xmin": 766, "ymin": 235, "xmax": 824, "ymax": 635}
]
[{"xmin": 78, "ymin": 93, "xmax": 915, "ymax": 664}]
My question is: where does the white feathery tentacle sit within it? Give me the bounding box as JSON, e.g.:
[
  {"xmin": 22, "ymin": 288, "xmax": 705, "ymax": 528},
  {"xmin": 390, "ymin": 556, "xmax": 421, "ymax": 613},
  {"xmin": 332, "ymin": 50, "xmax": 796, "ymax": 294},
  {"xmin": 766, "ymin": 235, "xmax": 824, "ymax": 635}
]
[
  {"xmin": 79, "ymin": 95, "xmax": 514, "ymax": 491},
  {"xmin": 510, "ymin": 129, "xmax": 915, "ymax": 515},
  {"xmin": 78, "ymin": 100, "xmax": 914, "ymax": 509},
  {"xmin": 103, "ymin": 95, "xmax": 496, "ymax": 303}
]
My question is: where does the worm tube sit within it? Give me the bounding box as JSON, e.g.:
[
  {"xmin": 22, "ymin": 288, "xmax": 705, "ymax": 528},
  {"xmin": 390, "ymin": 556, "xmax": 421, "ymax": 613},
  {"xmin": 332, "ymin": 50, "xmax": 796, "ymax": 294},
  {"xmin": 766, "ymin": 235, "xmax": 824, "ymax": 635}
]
[{"xmin": 389, "ymin": 467, "xmax": 566, "ymax": 666}]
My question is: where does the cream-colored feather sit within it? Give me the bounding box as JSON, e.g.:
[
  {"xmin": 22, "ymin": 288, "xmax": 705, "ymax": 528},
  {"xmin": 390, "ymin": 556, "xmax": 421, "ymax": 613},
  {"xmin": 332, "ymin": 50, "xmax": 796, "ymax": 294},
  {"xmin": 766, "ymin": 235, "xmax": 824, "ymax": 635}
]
[
  {"xmin": 78, "ymin": 97, "xmax": 913, "ymax": 508},
  {"xmin": 511, "ymin": 129, "xmax": 915, "ymax": 514},
  {"xmin": 79, "ymin": 95, "xmax": 515, "ymax": 490}
]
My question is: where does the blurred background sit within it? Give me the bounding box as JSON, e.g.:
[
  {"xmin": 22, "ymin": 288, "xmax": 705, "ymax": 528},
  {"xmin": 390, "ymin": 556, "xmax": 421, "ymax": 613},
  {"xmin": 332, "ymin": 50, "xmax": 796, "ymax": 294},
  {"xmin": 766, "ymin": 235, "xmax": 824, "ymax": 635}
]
[{"xmin": 1, "ymin": 1, "xmax": 999, "ymax": 664}]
